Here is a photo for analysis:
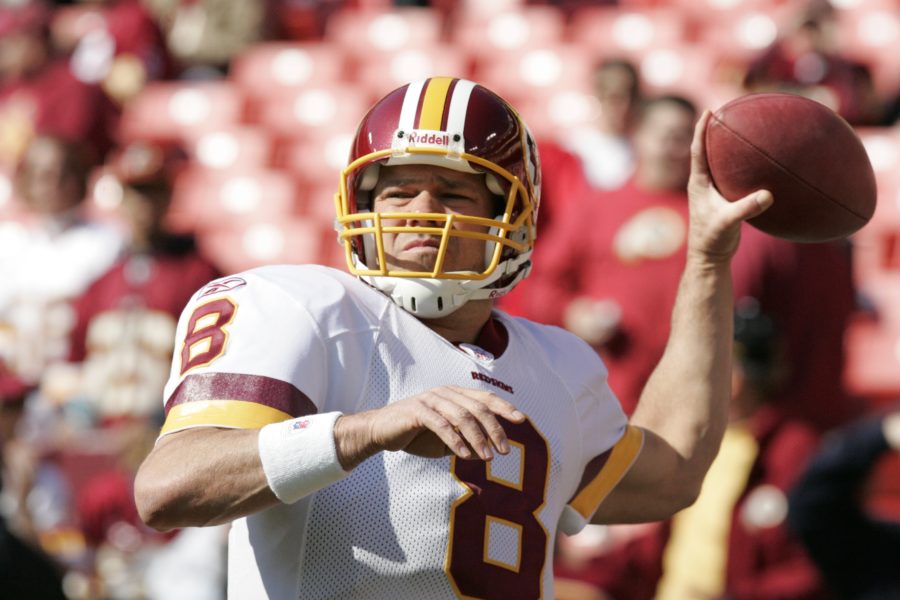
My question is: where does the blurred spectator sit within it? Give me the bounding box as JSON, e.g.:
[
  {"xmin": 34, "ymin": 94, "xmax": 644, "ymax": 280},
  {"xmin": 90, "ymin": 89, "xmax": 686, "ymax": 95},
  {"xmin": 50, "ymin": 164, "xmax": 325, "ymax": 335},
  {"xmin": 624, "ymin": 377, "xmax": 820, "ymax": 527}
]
[
  {"xmin": 497, "ymin": 140, "xmax": 593, "ymax": 317},
  {"xmin": 555, "ymin": 302, "xmax": 829, "ymax": 600},
  {"xmin": 0, "ymin": 0, "xmax": 115, "ymax": 166},
  {"xmin": 66, "ymin": 140, "xmax": 220, "ymax": 418},
  {"xmin": 50, "ymin": 0, "xmax": 173, "ymax": 104},
  {"xmin": 564, "ymin": 58, "xmax": 640, "ymax": 191},
  {"xmin": 789, "ymin": 408, "xmax": 900, "ymax": 600},
  {"xmin": 522, "ymin": 95, "xmax": 695, "ymax": 415},
  {"xmin": 743, "ymin": 0, "xmax": 881, "ymax": 126},
  {"xmin": 270, "ymin": 0, "xmax": 346, "ymax": 41},
  {"xmin": 731, "ymin": 228, "xmax": 860, "ymax": 432},
  {"xmin": 144, "ymin": 0, "xmax": 268, "ymax": 77},
  {"xmin": 0, "ymin": 365, "xmax": 66, "ymax": 600},
  {"xmin": 654, "ymin": 301, "xmax": 827, "ymax": 600},
  {"xmin": 0, "ymin": 135, "xmax": 123, "ymax": 384}
]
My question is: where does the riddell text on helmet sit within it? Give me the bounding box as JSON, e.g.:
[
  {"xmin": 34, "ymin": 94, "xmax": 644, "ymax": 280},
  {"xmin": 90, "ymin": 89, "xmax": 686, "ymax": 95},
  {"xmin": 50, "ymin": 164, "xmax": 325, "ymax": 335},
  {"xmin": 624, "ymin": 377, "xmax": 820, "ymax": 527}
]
[{"xmin": 405, "ymin": 131, "xmax": 451, "ymax": 147}]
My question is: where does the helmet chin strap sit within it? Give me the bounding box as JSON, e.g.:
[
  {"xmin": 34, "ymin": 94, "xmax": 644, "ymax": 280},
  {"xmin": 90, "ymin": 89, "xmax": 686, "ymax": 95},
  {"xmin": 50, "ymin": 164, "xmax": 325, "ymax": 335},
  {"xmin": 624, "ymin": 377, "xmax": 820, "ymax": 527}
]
[{"xmin": 355, "ymin": 250, "xmax": 532, "ymax": 319}]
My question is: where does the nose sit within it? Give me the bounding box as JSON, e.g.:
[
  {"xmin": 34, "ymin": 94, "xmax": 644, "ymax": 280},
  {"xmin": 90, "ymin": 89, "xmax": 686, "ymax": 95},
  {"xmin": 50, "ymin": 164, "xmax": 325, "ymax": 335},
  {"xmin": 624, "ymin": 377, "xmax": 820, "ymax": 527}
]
[{"xmin": 403, "ymin": 191, "xmax": 443, "ymax": 227}]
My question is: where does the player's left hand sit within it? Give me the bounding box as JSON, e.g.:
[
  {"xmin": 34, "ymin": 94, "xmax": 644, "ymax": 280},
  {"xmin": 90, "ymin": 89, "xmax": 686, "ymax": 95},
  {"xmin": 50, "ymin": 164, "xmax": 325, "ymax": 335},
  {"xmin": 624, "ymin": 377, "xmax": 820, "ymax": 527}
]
[{"xmin": 686, "ymin": 110, "xmax": 774, "ymax": 261}]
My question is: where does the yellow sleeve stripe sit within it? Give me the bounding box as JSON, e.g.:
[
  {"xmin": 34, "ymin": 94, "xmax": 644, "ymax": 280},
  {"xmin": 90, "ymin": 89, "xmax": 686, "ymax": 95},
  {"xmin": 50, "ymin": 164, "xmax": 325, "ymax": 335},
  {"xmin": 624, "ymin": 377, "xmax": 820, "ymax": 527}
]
[
  {"xmin": 570, "ymin": 425, "xmax": 645, "ymax": 519},
  {"xmin": 160, "ymin": 399, "xmax": 295, "ymax": 436}
]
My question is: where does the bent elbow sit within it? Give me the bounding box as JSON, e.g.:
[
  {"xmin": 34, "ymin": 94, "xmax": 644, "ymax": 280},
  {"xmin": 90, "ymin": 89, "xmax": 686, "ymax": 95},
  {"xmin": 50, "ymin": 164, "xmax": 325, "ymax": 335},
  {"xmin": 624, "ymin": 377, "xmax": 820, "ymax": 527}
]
[
  {"xmin": 669, "ymin": 483, "xmax": 702, "ymax": 515},
  {"xmin": 134, "ymin": 468, "xmax": 183, "ymax": 532}
]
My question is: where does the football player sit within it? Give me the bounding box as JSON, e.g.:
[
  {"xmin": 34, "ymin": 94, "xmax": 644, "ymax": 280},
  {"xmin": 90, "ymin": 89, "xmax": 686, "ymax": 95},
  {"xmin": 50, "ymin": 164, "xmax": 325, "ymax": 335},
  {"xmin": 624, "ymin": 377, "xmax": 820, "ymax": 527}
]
[{"xmin": 134, "ymin": 77, "xmax": 773, "ymax": 599}]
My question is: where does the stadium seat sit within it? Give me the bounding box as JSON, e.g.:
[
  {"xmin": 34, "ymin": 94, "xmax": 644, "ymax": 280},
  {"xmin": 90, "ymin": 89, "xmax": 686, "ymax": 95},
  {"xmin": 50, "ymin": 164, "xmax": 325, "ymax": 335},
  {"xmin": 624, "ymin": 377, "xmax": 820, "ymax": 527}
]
[
  {"xmin": 167, "ymin": 166, "xmax": 300, "ymax": 233},
  {"xmin": 844, "ymin": 314, "xmax": 900, "ymax": 401},
  {"xmin": 695, "ymin": 8, "xmax": 793, "ymax": 68},
  {"xmin": 356, "ymin": 45, "xmax": 472, "ymax": 99},
  {"xmin": 185, "ymin": 126, "xmax": 274, "ymax": 171},
  {"xmin": 279, "ymin": 131, "xmax": 354, "ymax": 187},
  {"xmin": 324, "ymin": 8, "xmax": 445, "ymax": 57},
  {"xmin": 451, "ymin": 6, "xmax": 566, "ymax": 59},
  {"xmin": 255, "ymin": 84, "xmax": 374, "ymax": 141},
  {"xmin": 511, "ymin": 90, "xmax": 600, "ymax": 140},
  {"xmin": 197, "ymin": 219, "xmax": 330, "ymax": 274},
  {"xmin": 835, "ymin": 4, "xmax": 900, "ymax": 96},
  {"xmin": 853, "ymin": 131, "xmax": 900, "ymax": 281},
  {"xmin": 230, "ymin": 42, "xmax": 350, "ymax": 99},
  {"xmin": 634, "ymin": 44, "xmax": 721, "ymax": 101},
  {"xmin": 118, "ymin": 81, "xmax": 245, "ymax": 143},
  {"xmin": 475, "ymin": 44, "xmax": 595, "ymax": 109},
  {"xmin": 567, "ymin": 6, "xmax": 688, "ymax": 61}
]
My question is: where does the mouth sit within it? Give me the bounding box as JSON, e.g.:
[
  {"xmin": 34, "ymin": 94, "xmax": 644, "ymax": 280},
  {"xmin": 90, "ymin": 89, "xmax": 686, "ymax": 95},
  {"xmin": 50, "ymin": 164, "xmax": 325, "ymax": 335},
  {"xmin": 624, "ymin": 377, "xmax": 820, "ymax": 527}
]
[{"xmin": 402, "ymin": 238, "xmax": 441, "ymax": 252}]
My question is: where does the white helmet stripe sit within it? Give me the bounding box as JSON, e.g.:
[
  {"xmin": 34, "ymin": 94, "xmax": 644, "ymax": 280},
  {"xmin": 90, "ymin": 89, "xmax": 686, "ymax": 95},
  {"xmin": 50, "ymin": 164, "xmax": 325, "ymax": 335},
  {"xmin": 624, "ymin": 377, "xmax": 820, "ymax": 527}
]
[
  {"xmin": 446, "ymin": 79, "xmax": 476, "ymax": 135},
  {"xmin": 398, "ymin": 79, "xmax": 426, "ymax": 131}
]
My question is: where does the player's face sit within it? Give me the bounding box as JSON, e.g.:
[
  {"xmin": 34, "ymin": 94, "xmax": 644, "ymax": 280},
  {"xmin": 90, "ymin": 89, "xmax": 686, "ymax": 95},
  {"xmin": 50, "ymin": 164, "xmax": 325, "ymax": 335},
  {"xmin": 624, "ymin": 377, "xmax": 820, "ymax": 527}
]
[{"xmin": 371, "ymin": 164, "xmax": 497, "ymax": 274}]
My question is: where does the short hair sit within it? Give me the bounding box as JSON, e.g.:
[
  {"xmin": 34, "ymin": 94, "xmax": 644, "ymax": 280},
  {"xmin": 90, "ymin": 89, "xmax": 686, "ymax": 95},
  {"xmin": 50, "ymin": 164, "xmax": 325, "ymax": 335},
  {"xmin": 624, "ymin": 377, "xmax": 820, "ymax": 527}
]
[
  {"xmin": 593, "ymin": 58, "xmax": 641, "ymax": 100},
  {"xmin": 635, "ymin": 94, "xmax": 698, "ymax": 125}
]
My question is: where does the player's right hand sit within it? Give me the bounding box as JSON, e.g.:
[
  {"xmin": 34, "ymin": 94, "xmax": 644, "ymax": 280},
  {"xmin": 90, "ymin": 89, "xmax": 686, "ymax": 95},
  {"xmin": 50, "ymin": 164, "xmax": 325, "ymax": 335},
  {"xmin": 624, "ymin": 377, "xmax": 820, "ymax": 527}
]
[{"xmin": 334, "ymin": 386, "xmax": 526, "ymax": 470}]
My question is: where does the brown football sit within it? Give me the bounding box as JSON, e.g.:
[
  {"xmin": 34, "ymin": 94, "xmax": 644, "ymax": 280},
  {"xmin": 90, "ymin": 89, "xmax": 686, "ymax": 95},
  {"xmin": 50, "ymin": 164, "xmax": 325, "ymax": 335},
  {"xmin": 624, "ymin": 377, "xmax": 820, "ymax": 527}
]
[{"xmin": 705, "ymin": 92, "xmax": 877, "ymax": 242}]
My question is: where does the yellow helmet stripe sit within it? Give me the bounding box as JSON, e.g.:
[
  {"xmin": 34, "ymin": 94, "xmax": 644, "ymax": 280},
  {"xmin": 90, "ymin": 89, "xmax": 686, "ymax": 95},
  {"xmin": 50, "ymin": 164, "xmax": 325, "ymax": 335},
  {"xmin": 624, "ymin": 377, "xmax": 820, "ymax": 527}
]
[{"xmin": 417, "ymin": 76, "xmax": 455, "ymax": 131}]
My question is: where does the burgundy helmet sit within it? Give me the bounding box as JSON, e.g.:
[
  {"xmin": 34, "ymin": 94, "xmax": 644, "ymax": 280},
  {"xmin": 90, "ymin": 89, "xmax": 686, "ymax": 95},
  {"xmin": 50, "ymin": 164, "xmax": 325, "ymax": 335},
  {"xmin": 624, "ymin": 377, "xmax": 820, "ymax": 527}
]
[{"xmin": 335, "ymin": 77, "xmax": 541, "ymax": 318}]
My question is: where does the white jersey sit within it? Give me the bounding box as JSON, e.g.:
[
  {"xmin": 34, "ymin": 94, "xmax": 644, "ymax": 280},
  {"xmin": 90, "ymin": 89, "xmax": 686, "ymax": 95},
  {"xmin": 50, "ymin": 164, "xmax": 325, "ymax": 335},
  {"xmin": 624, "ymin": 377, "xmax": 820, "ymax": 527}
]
[{"xmin": 160, "ymin": 265, "xmax": 642, "ymax": 600}]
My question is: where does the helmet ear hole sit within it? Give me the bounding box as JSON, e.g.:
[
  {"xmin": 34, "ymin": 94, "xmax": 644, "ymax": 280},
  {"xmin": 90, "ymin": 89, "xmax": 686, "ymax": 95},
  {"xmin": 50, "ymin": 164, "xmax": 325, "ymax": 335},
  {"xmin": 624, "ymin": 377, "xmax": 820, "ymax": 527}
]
[
  {"xmin": 357, "ymin": 165, "xmax": 380, "ymax": 192},
  {"xmin": 485, "ymin": 173, "xmax": 504, "ymax": 196}
]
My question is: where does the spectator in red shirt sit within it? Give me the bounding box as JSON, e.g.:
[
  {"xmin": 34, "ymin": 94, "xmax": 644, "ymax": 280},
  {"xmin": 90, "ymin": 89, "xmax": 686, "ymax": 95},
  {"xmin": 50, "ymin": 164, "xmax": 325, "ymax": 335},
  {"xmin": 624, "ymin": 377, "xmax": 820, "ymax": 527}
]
[
  {"xmin": 0, "ymin": 1, "xmax": 115, "ymax": 166},
  {"xmin": 523, "ymin": 95, "xmax": 695, "ymax": 415},
  {"xmin": 67, "ymin": 140, "xmax": 220, "ymax": 417}
]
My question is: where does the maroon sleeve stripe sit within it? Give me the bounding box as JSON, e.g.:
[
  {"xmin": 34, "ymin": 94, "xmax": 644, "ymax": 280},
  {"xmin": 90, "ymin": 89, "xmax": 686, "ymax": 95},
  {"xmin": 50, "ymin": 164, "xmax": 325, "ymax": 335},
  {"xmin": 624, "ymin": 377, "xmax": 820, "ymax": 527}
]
[{"xmin": 165, "ymin": 372, "xmax": 316, "ymax": 418}]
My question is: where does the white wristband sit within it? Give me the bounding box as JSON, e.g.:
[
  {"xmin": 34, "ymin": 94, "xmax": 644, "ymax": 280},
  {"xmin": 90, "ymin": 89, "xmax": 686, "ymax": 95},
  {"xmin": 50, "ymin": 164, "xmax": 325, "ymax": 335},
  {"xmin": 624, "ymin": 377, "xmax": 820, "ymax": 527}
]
[{"xmin": 258, "ymin": 411, "xmax": 349, "ymax": 504}]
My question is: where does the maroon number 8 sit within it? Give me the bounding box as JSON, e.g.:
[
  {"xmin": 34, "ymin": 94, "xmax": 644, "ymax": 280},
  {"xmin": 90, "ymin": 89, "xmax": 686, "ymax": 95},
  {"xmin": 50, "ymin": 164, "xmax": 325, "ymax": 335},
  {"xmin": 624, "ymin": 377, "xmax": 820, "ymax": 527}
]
[
  {"xmin": 447, "ymin": 418, "xmax": 549, "ymax": 599},
  {"xmin": 179, "ymin": 298, "xmax": 236, "ymax": 375}
]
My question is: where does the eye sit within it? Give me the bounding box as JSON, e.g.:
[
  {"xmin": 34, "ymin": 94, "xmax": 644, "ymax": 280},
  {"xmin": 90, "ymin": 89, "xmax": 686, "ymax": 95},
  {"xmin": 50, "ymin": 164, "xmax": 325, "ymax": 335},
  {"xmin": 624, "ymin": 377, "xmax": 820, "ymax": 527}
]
[
  {"xmin": 441, "ymin": 193, "xmax": 472, "ymax": 202},
  {"xmin": 378, "ymin": 188, "xmax": 417, "ymax": 202}
]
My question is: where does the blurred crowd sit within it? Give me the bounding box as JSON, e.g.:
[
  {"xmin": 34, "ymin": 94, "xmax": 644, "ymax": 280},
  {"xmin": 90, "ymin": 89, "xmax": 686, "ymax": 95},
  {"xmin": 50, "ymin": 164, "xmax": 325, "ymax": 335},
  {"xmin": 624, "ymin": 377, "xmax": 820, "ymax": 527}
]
[{"xmin": 2, "ymin": 0, "xmax": 900, "ymax": 598}]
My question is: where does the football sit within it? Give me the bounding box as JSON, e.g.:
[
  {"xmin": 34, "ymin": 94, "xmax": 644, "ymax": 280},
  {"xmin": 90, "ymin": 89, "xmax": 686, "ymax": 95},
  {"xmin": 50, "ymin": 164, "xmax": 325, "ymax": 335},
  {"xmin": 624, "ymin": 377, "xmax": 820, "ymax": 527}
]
[{"xmin": 705, "ymin": 92, "xmax": 877, "ymax": 243}]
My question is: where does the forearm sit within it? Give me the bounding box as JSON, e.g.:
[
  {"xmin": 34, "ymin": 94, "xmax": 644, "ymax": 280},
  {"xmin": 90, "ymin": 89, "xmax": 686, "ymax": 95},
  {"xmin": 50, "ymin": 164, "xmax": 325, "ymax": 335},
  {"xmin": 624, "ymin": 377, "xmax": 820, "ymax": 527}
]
[
  {"xmin": 631, "ymin": 254, "xmax": 734, "ymax": 500},
  {"xmin": 134, "ymin": 428, "xmax": 278, "ymax": 531}
]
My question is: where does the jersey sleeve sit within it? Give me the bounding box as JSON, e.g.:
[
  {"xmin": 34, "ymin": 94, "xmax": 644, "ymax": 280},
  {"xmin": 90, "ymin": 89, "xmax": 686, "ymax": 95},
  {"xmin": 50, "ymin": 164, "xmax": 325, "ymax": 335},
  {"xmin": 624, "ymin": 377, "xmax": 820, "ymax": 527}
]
[
  {"xmin": 158, "ymin": 267, "xmax": 375, "ymax": 437},
  {"xmin": 535, "ymin": 325, "xmax": 644, "ymax": 535}
]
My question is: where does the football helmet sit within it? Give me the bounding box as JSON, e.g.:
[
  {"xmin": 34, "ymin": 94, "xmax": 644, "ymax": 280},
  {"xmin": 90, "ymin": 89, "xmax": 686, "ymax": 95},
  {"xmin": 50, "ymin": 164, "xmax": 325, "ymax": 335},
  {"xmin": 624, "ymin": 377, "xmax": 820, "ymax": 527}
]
[{"xmin": 335, "ymin": 77, "xmax": 541, "ymax": 318}]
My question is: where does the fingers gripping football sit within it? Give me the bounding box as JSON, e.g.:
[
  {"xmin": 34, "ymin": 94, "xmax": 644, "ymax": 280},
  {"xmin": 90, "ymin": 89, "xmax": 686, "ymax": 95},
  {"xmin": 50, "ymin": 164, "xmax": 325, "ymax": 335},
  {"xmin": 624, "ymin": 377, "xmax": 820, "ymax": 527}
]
[{"xmin": 687, "ymin": 110, "xmax": 774, "ymax": 260}]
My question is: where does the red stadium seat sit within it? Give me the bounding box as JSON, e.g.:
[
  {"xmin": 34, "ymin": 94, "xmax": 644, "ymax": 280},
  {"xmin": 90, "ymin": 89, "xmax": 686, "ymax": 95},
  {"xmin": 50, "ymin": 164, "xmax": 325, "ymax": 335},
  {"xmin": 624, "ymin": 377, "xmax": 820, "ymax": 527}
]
[
  {"xmin": 475, "ymin": 44, "xmax": 595, "ymax": 108},
  {"xmin": 835, "ymin": 4, "xmax": 900, "ymax": 96},
  {"xmin": 634, "ymin": 44, "xmax": 720, "ymax": 100},
  {"xmin": 567, "ymin": 6, "xmax": 688, "ymax": 61},
  {"xmin": 184, "ymin": 126, "xmax": 274, "ymax": 171},
  {"xmin": 696, "ymin": 8, "xmax": 794, "ymax": 68},
  {"xmin": 324, "ymin": 8, "xmax": 444, "ymax": 58},
  {"xmin": 511, "ymin": 90, "xmax": 600, "ymax": 140},
  {"xmin": 451, "ymin": 6, "xmax": 566, "ymax": 59},
  {"xmin": 844, "ymin": 314, "xmax": 900, "ymax": 402},
  {"xmin": 853, "ymin": 129, "xmax": 900, "ymax": 282},
  {"xmin": 167, "ymin": 166, "xmax": 300, "ymax": 233},
  {"xmin": 255, "ymin": 84, "xmax": 373, "ymax": 141},
  {"xmin": 119, "ymin": 82, "xmax": 245, "ymax": 143},
  {"xmin": 230, "ymin": 42, "xmax": 349, "ymax": 98},
  {"xmin": 356, "ymin": 45, "xmax": 472, "ymax": 99},
  {"xmin": 280, "ymin": 130, "xmax": 355, "ymax": 188},
  {"xmin": 198, "ymin": 219, "xmax": 330, "ymax": 273}
]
